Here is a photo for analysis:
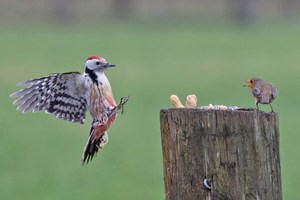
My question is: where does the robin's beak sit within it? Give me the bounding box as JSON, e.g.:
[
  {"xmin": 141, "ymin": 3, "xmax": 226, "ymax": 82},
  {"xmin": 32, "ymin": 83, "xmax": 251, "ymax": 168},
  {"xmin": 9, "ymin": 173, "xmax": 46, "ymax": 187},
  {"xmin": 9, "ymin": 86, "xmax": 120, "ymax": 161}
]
[
  {"xmin": 242, "ymin": 80, "xmax": 250, "ymax": 87},
  {"xmin": 107, "ymin": 63, "xmax": 116, "ymax": 68}
]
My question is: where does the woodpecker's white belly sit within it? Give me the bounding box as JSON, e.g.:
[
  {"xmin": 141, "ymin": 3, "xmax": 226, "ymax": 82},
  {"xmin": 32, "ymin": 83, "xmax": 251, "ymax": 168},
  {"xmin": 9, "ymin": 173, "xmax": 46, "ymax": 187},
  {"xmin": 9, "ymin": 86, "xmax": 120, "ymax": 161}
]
[{"xmin": 83, "ymin": 72, "xmax": 114, "ymax": 120}]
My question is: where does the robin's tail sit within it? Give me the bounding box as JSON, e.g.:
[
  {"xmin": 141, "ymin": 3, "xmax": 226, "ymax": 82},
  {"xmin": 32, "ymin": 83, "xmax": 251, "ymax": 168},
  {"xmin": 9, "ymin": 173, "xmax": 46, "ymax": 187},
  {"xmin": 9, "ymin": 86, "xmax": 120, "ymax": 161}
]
[{"xmin": 82, "ymin": 125, "xmax": 109, "ymax": 165}]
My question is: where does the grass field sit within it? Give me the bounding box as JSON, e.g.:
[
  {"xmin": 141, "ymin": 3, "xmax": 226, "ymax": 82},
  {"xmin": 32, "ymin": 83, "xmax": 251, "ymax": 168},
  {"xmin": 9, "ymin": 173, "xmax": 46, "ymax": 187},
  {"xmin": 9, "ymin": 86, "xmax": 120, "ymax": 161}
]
[{"xmin": 0, "ymin": 21, "xmax": 299, "ymax": 199}]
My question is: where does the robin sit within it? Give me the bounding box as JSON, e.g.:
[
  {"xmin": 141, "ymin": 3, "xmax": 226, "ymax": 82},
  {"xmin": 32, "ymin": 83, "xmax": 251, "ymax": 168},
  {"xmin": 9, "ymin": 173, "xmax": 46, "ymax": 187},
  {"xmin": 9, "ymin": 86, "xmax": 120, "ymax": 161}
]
[{"xmin": 243, "ymin": 78, "xmax": 277, "ymax": 112}]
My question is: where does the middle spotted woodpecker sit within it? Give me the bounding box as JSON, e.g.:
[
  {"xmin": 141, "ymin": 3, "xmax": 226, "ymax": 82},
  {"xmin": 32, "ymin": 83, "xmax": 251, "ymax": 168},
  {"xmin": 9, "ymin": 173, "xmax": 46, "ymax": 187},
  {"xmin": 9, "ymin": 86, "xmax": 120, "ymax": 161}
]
[{"xmin": 10, "ymin": 56, "xmax": 129, "ymax": 164}]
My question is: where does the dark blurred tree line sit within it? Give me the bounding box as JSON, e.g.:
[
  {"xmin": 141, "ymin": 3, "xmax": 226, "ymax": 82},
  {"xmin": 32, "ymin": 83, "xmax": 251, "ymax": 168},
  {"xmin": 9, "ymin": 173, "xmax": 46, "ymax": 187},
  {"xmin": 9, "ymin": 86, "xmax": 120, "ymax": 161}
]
[
  {"xmin": 1, "ymin": 0, "xmax": 300, "ymax": 24},
  {"xmin": 53, "ymin": 0, "xmax": 300, "ymax": 21}
]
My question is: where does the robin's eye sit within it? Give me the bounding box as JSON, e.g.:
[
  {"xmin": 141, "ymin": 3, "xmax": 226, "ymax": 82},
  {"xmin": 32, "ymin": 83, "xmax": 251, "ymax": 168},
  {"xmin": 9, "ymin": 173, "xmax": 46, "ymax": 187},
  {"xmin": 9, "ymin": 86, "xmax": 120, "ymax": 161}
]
[
  {"xmin": 250, "ymin": 80, "xmax": 253, "ymax": 83},
  {"xmin": 96, "ymin": 62, "xmax": 100, "ymax": 65}
]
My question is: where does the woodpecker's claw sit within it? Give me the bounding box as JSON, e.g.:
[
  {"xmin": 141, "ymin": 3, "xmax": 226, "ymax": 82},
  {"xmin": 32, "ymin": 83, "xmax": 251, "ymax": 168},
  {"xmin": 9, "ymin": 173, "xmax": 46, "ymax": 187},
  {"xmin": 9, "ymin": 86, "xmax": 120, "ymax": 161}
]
[
  {"xmin": 120, "ymin": 96, "xmax": 129, "ymax": 105},
  {"xmin": 116, "ymin": 96, "xmax": 129, "ymax": 115}
]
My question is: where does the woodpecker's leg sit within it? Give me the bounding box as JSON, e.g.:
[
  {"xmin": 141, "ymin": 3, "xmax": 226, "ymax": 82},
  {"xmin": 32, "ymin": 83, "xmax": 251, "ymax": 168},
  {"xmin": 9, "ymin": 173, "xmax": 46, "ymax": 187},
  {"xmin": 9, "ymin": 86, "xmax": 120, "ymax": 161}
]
[
  {"xmin": 256, "ymin": 102, "xmax": 260, "ymax": 111},
  {"xmin": 269, "ymin": 103, "xmax": 275, "ymax": 112}
]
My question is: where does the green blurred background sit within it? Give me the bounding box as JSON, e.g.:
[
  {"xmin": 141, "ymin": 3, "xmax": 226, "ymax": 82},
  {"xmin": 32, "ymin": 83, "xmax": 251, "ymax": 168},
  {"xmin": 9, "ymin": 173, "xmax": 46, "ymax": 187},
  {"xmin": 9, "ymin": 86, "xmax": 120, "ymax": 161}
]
[{"xmin": 1, "ymin": 0, "xmax": 300, "ymax": 199}]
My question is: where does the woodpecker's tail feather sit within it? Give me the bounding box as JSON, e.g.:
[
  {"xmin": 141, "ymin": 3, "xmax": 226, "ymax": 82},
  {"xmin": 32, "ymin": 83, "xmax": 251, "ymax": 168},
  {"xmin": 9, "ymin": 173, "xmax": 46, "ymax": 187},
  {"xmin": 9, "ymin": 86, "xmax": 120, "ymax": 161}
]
[{"xmin": 82, "ymin": 127, "xmax": 109, "ymax": 165}]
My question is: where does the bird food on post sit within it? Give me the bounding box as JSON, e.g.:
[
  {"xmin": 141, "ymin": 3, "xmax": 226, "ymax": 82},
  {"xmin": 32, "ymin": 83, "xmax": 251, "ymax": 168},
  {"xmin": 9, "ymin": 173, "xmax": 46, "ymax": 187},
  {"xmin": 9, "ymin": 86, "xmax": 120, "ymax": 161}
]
[
  {"xmin": 170, "ymin": 95, "xmax": 184, "ymax": 108},
  {"xmin": 170, "ymin": 94, "xmax": 238, "ymax": 110},
  {"xmin": 10, "ymin": 56, "xmax": 129, "ymax": 165},
  {"xmin": 185, "ymin": 95, "xmax": 197, "ymax": 108}
]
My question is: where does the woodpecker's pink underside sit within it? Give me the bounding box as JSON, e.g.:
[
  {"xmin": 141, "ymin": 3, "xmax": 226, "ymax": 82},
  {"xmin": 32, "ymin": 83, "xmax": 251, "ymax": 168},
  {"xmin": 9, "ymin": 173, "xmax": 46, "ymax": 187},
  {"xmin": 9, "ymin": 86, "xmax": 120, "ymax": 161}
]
[
  {"xmin": 104, "ymin": 92, "xmax": 117, "ymax": 123},
  {"xmin": 106, "ymin": 93, "xmax": 116, "ymax": 107},
  {"xmin": 87, "ymin": 56, "xmax": 101, "ymax": 60}
]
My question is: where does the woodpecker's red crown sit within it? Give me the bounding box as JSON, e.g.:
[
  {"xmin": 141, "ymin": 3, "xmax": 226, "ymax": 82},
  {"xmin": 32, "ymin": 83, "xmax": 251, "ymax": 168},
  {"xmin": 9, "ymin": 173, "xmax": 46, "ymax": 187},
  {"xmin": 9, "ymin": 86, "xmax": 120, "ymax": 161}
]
[{"xmin": 87, "ymin": 56, "xmax": 101, "ymax": 60}]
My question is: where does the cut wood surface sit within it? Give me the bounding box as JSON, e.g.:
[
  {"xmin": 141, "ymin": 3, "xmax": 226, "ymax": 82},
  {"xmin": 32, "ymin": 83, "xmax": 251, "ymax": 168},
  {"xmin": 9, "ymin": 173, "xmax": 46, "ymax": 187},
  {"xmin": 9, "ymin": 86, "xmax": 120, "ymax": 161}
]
[{"xmin": 160, "ymin": 108, "xmax": 281, "ymax": 200}]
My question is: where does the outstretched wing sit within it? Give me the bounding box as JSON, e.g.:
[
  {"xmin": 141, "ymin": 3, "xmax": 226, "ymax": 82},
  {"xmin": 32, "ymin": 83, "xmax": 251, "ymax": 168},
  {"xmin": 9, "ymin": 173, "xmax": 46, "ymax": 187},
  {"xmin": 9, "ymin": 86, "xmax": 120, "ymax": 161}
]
[{"xmin": 10, "ymin": 72, "xmax": 87, "ymax": 124}]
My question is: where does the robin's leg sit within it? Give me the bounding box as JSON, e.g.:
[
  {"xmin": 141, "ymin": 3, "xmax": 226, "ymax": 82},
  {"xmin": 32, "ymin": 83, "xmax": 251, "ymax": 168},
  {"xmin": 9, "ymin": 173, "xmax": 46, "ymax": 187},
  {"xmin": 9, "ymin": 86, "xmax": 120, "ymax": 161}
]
[
  {"xmin": 256, "ymin": 102, "xmax": 260, "ymax": 110},
  {"xmin": 269, "ymin": 104, "xmax": 274, "ymax": 112}
]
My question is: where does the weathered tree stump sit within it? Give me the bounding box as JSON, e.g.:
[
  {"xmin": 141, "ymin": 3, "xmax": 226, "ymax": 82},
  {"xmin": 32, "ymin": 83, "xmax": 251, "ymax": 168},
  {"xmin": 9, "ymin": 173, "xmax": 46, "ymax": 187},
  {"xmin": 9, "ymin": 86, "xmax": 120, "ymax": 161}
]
[{"xmin": 160, "ymin": 108, "xmax": 281, "ymax": 200}]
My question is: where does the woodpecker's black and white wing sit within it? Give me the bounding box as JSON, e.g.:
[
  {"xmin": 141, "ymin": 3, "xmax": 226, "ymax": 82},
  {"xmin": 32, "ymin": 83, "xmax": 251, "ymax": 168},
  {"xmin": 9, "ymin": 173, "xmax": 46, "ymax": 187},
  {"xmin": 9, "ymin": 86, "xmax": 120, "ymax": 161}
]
[{"xmin": 10, "ymin": 72, "xmax": 87, "ymax": 124}]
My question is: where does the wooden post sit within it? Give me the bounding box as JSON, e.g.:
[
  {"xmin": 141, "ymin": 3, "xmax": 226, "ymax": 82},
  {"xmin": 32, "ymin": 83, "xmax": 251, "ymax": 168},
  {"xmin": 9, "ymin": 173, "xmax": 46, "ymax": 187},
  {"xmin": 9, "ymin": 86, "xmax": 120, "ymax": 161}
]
[{"xmin": 160, "ymin": 108, "xmax": 282, "ymax": 200}]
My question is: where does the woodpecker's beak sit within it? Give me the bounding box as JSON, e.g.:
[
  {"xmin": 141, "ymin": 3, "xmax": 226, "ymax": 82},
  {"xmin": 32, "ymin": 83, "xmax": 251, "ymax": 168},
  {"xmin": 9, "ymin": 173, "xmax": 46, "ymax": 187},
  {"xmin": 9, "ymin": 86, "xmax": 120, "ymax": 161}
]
[{"xmin": 107, "ymin": 63, "xmax": 116, "ymax": 68}]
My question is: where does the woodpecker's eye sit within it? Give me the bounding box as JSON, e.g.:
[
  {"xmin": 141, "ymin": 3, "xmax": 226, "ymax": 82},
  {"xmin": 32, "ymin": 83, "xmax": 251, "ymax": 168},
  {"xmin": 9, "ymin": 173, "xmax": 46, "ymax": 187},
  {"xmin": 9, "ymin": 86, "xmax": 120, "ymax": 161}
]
[{"xmin": 96, "ymin": 61, "xmax": 100, "ymax": 65}]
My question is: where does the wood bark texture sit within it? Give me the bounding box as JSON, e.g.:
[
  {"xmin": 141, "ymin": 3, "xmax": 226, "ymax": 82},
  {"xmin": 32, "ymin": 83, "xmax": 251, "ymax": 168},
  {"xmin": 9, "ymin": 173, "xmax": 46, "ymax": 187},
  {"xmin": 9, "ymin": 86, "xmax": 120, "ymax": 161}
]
[{"xmin": 160, "ymin": 108, "xmax": 281, "ymax": 200}]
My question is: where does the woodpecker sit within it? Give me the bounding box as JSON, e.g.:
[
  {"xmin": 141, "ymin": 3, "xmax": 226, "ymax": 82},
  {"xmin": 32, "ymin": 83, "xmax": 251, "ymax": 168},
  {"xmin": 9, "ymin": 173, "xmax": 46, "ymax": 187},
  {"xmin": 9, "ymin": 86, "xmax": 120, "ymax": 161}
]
[
  {"xmin": 10, "ymin": 56, "xmax": 129, "ymax": 164},
  {"xmin": 243, "ymin": 77, "xmax": 277, "ymax": 112}
]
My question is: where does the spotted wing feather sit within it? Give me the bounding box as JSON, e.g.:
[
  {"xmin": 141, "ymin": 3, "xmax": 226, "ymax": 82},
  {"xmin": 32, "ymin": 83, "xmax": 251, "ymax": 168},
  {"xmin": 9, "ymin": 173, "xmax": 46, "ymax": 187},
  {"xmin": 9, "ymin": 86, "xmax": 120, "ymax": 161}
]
[{"xmin": 10, "ymin": 72, "xmax": 87, "ymax": 124}]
